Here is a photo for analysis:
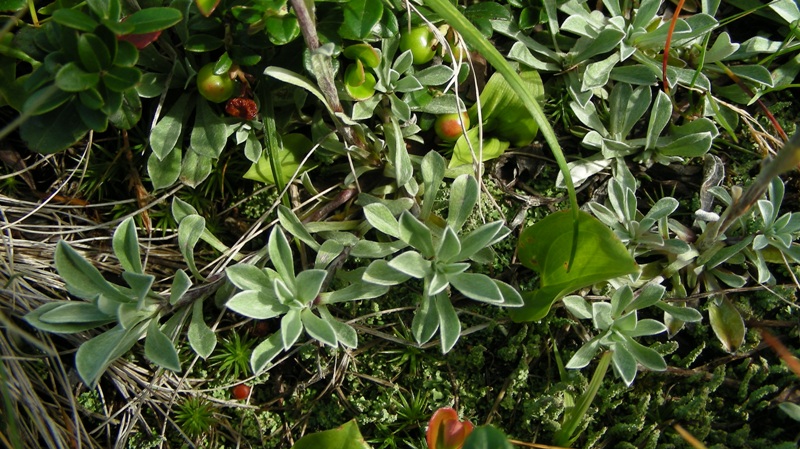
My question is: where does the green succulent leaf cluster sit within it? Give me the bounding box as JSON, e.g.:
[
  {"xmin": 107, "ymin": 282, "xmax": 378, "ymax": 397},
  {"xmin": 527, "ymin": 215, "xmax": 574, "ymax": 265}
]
[
  {"xmin": 359, "ymin": 152, "xmax": 523, "ymax": 353},
  {"xmin": 563, "ymin": 284, "xmax": 683, "ymax": 386},
  {"xmin": 24, "ymin": 217, "xmax": 211, "ymax": 386}
]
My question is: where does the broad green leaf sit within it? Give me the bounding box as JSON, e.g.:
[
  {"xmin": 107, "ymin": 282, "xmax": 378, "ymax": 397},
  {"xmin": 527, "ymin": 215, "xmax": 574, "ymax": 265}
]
[
  {"xmin": 112, "ymin": 217, "xmax": 142, "ymax": 274},
  {"xmin": 363, "ymin": 203, "xmax": 400, "ymax": 239},
  {"xmin": 180, "ymin": 147, "xmax": 213, "ymax": 187},
  {"xmin": 144, "ymin": 319, "xmax": 181, "ymax": 371},
  {"xmin": 385, "ymin": 116, "xmax": 412, "ymax": 188},
  {"xmin": 388, "ymin": 251, "xmax": 431, "ymax": 279},
  {"xmin": 449, "ymin": 128, "xmax": 510, "ymax": 168},
  {"xmin": 621, "ymin": 335, "xmax": 666, "ymax": 371},
  {"xmin": 24, "ymin": 302, "xmax": 114, "ymax": 333},
  {"xmin": 593, "ymin": 302, "xmax": 614, "ymax": 330},
  {"xmin": 339, "ymin": 0, "xmax": 383, "ymax": 40},
  {"xmin": 448, "ymin": 174, "xmax": 479, "ymax": 231},
  {"xmin": 779, "ymin": 402, "xmax": 800, "ymax": 422},
  {"xmin": 178, "ymin": 214, "xmax": 205, "ymax": 280},
  {"xmin": 37, "ymin": 302, "xmax": 110, "ymax": 324},
  {"xmin": 244, "ymin": 134, "xmax": 312, "ymax": 185},
  {"xmin": 295, "ymin": 269, "xmax": 327, "ymax": 303},
  {"xmin": 399, "ymin": 212, "xmax": 435, "ymax": 257},
  {"xmin": 280, "ymin": 309, "xmax": 303, "ymax": 349},
  {"xmin": 150, "ymin": 94, "xmax": 192, "ymax": 160},
  {"xmin": 56, "ymin": 63, "xmax": 99, "ymax": 92},
  {"xmin": 646, "ymin": 90, "xmax": 672, "ymax": 150},
  {"xmin": 169, "ymin": 269, "xmax": 192, "ymax": 305},
  {"xmin": 78, "ymin": 33, "xmax": 112, "ymax": 72},
  {"xmin": 301, "ymin": 309, "xmax": 337, "ymax": 347},
  {"xmin": 462, "ymin": 425, "xmax": 514, "ymax": 449},
  {"xmin": 227, "ymin": 290, "xmax": 288, "ymax": 319},
  {"xmin": 224, "ymin": 263, "xmax": 273, "ymax": 293},
  {"xmin": 611, "ymin": 285, "xmax": 634, "ymax": 317},
  {"xmin": 511, "ymin": 210, "xmax": 638, "ymax": 322},
  {"xmin": 565, "ymin": 338, "xmax": 601, "ymax": 369},
  {"xmin": 362, "ymin": 259, "xmax": 412, "ymax": 286},
  {"xmin": 268, "ymin": 226, "xmax": 296, "ymax": 283},
  {"xmin": 708, "ymin": 296, "xmax": 745, "ymax": 352},
  {"xmin": 266, "ymin": 15, "xmax": 300, "ymax": 45},
  {"xmin": 55, "ymin": 240, "xmax": 130, "ymax": 303},
  {"xmin": 291, "ymin": 419, "xmax": 370, "ymax": 449},
  {"xmin": 495, "ymin": 280, "xmax": 524, "ymax": 307},
  {"xmin": 612, "ymin": 344, "xmax": 638, "ymax": 386},
  {"xmin": 436, "ymin": 227, "xmax": 462, "ymax": 264},
  {"xmin": 102, "ymin": 66, "xmax": 141, "ymax": 92},
  {"xmin": 147, "ymin": 147, "xmax": 181, "ymax": 189},
  {"xmin": 657, "ymin": 301, "xmax": 702, "ymax": 323},
  {"xmin": 322, "ymin": 282, "xmax": 390, "ymax": 304},
  {"xmin": 628, "ymin": 319, "xmax": 668, "ymax": 337},
  {"xmin": 51, "ymin": 9, "xmax": 98, "ymax": 32},
  {"xmin": 458, "ymin": 221, "xmax": 509, "ymax": 261},
  {"xmin": 76, "ymin": 323, "xmax": 145, "ymax": 386},
  {"xmin": 350, "ymin": 240, "xmax": 406, "ymax": 258},
  {"xmin": 435, "ymin": 293, "xmax": 461, "ymax": 353},
  {"xmin": 420, "ymin": 150, "xmax": 446, "ymax": 221},
  {"xmin": 121, "ymin": 272, "xmax": 154, "ymax": 304},
  {"xmin": 278, "ymin": 205, "xmax": 320, "ymax": 251},
  {"xmin": 448, "ymin": 272, "xmax": 503, "ymax": 304},
  {"xmin": 319, "ymin": 307, "xmax": 358, "ymax": 349},
  {"xmin": 251, "ymin": 331, "xmax": 283, "ymax": 374},
  {"xmin": 190, "ymin": 99, "xmax": 228, "ymax": 158},
  {"xmin": 415, "ymin": 65, "xmax": 454, "ymax": 86},
  {"xmin": 124, "ymin": 7, "xmax": 182, "ymax": 34},
  {"xmin": 563, "ymin": 295, "xmax": 592, "ymax": 320},
  {"xmin": 412, "ymin": 295, "xmax": 440, "ymax": 345},
  {"xmin": 188, "ymin": 298, "xmax": 216, "ymax": 359}
]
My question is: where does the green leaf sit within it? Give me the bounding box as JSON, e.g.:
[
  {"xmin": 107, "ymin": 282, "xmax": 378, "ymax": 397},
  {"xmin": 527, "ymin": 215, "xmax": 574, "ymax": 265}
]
[
  {"xmin": 56, "ymin": 62, "xmax": 100, "ymax": 92},
  {"xmin": 102, "ymin": 66, "xmax": 141, "ymax": 92},
  {"xmin": 448, "ymin": 174, "xmax": 479, "ymax": 231},
  {"xmin": 278, "ymin": 205, "xmax": 320, "ymax": 252},
  {"xmin": 779, "ymin": 402, "xmax": 800, "ymax": 422},
  {"xmin": 339, "ymin": 0, "xmax": 383, "ymax": 40},
  {"xmin": 621, "ymin": 335, "xmax": 666, "ymax": 371},
  {"xmin": 399, "ymin": 212, "xmax": 435, "ymax": 257},
  {"xmin": 565, "ymin": 338, "xmax": 601, "ymax": 369},
  {"xmin": 121, "ymin": 272, "xmax": 154, "ymax": 303},
  {"xmin": 412, "ymin": 295, "xmax": 440, "ymax": 345},
  {"xmin": 611, "ymin": 344, "xmax": 638, "ymax": 386},
  {"xmin": 436, "ymin": 226, "xmax": 462, "ymax": 263},
  {"xmin": 363, "ymin": 203, "xmax": 400, "ymax": 239},
  {"xmin": 388, "ymin": 251, "xmax": 431, "ymax": 279},
  {"xmin": 281, "ymin": 309, "xmax": 303, "ymax": 349},
  {"xmin": 78, "ymin": 34, "xmax": 112, "ymax": 72},
  {"xmin": 646, "ymin": 90, "xmax": 672, "ymax": 150},
  {"xmin": 55, "ymin": 240, "xmax": 130, "ymax": 302},
  {"xmin": 20, "ymin": 101, "xmax": 89, "ymax": 153},
  {"xmin": 295, "ymin": 269, "xmax": 327, "ymax": 304},
  {"xmin": 301, "ymin": 309, "xmax": 337, "ymax": 347},
  {"xmin": 656, "ymin": 301, "xmax": 702, "ymax": 322},
  {"xmin": 24, "ymin": 302, "xmax": 114, "ymax": 333},
  {"xmin": 269, "ymin": 226, "xmax": 296, "ymax": 283},
  {"xmin": 318, "ymin": 307, "xmax": 358, "ymax": 349},
  {"xmin": 37, "ymin": 302, "xmax": 110, "ymax": 324},
  {"xmin": 244, "ymin": 134, "xmax": 312, "ymax": 185},
  {"xmin": 563, "ymin": 295, "xmax": 592, "ymax": 320},
  {"xmin": 449, "ymin": 272, "xmax": 504, "ymax": 304},
  {"xmin": 148, "ymin": 147, "xmax": 181, "ymax": 189},
  {"xmin": 52, "ymin": 9, "xmax": 98, "ymax": 32},
  {"xmin": 708, "ymin": 296, "xmax": 745, "ymax": 353},
  {"xmin": 511, "ymin": 210, "xmax": 638, "ymax": 322},
  {"xmin": 420, "ymin": 150, "xmax": 446, "ymax": 221},
  {"xmin": 265, "ymin": 16, "xmax": 300, "ymax": 45},
  {"xmin": 291, "ymin": 419, "xmax": 370, "ymax": 449},
  {"xmin": 462, "ymin": 425, "xmax": 514, "ymax": 449},
  {"xmin": 385, "ymin": 116, "xmax": 412, "ymax": 188},
  {"xmin": 251, "ymin": 331, "xmax": 284, "ymax": 374},
  {"xmin": 144, "ymin": 319, "xmax": 181, "ymax": 371},
  {"xmin": 449, "ymin": 128, "xmax": 510, "ymax": 168},
  {"xmin": 322, "ymin": 282, "xmax": 390, "ymax": 304},
  {"xmin": 169, "ymin": 269, "xmax": 192, "ymax": 306},
  {"xmin": 112, "ymin": 217, "xmax": 142, "ymax": 274},
  {"xmin": 178, "ymin": 214, "xmax": 205, "ymax": 280},
  {"xmin": 188, "ymin": 298, "xmax": 216, "ymax": 359},
  {"xmin": 195, "ymin": 0, "xmax": 221, "ymax": 17},
  {"xmin": 362, "ymin": 259, "xmax": 412, "ymax": 286},
  {"xmin": 180, "ymin": 148, "xmax": 213, "ymax": 187},
  {"xmin": 227, "ymin": 290, "xmax": 288, "ymax": 319},
  {"xmin": 458, "ymin": 221, "xmax": 508, "ymax": 261},
  {"xmin": 124, "ymin": 8, "xmax": 182, "ymax": 34},
  {"xmin": 435, "ymin": 293, "xmax": 461, "ymax": 353},
  {"xmin": 76, "ymin": 324, "xmax": 145, "ymax": 386},
  {"xmin": 190, "ymin": 99, "xmax": 228, "ymax": 158}
]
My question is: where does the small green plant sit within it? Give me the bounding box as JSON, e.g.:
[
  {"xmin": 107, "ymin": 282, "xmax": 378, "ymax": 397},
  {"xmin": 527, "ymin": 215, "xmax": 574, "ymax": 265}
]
[
  {"xmin": 208, "ymin": 331, "xmax": 257, "ymax": 380},
  {"xmin": 24, "ymin": 217, "xmax": 215, "ymax": 386},
  {"xmin": 174, "ymin": 396, "xmax": 217, "ymax": 440}
]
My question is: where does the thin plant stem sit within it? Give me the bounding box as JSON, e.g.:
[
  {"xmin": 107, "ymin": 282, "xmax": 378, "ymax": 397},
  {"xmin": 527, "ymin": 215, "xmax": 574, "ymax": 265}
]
[{"xmin": 554, "ymin": 350, "xmax": 612, "ymax": 446}]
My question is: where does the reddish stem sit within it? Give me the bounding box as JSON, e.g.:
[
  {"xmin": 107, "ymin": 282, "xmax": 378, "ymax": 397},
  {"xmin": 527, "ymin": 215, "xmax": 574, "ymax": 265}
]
[{"xmin": 662, "ymin": 0, "xmax": 686, "ymax": 94}]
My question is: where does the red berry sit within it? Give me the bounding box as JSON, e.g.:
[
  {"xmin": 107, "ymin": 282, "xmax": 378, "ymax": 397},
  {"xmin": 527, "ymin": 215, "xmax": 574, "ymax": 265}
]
[
  {"xmin": 232, "ymin": 384, "xmax": 251, "ymax": 400},
  {"xmin": 434, "ymin": 112, "xmax": 470, "ymax": 142}
]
